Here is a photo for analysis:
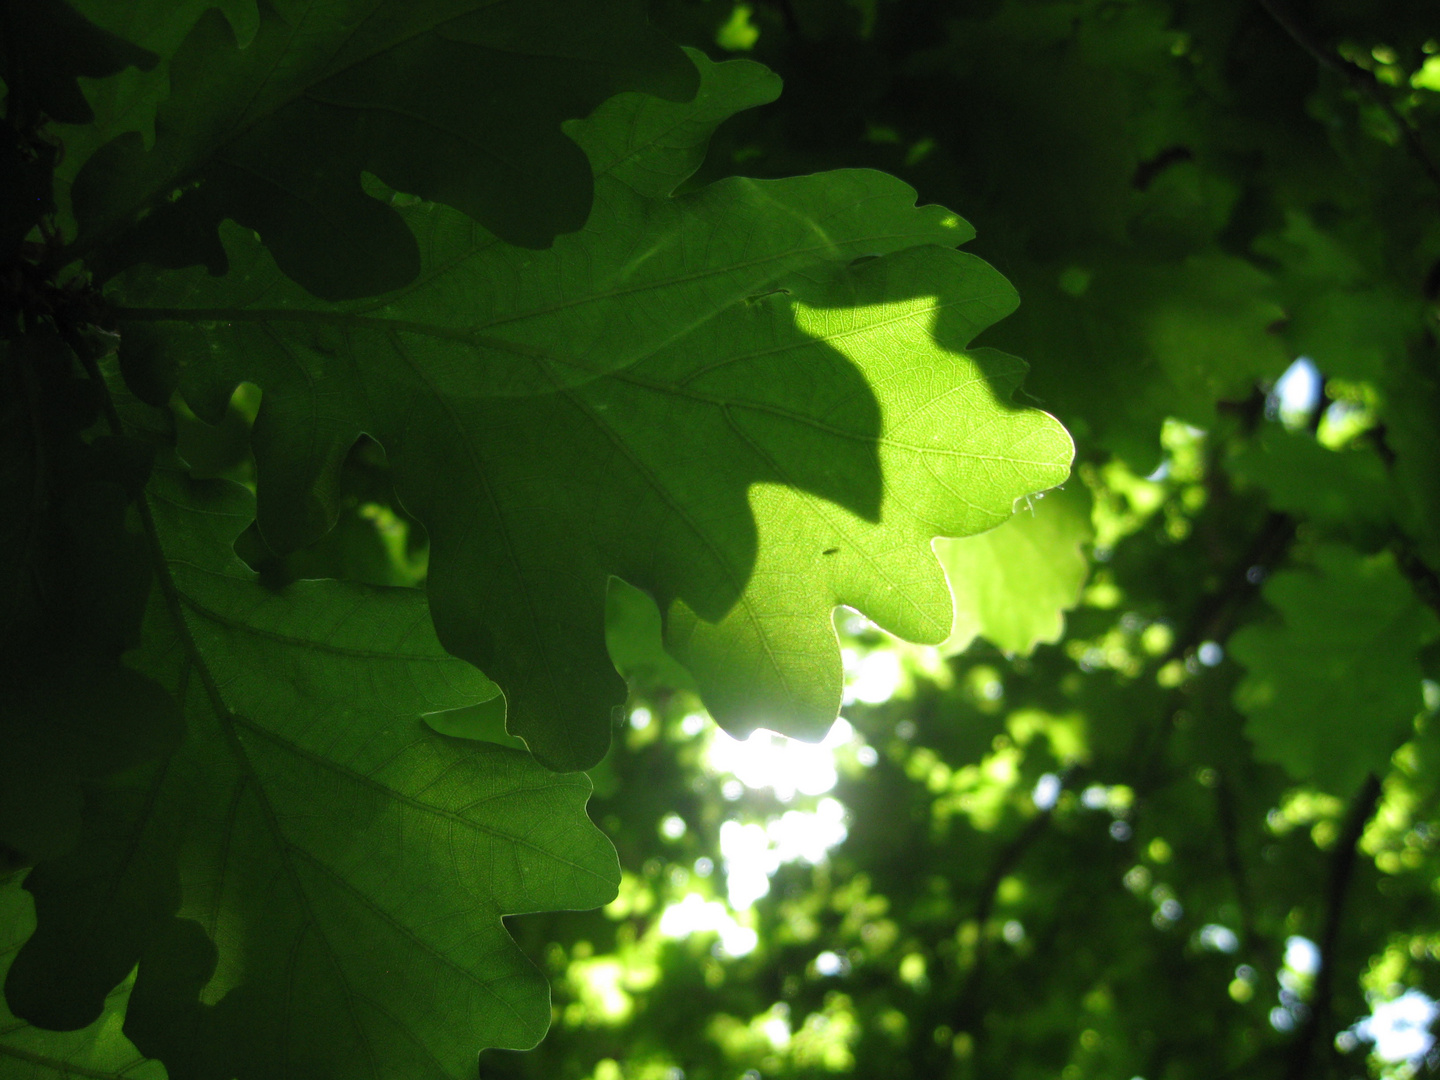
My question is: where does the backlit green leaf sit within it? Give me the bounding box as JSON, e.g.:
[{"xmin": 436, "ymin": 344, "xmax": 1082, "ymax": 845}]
[
  {"xmin": 662, "ymin": 254, "xmax": 1073, "ymax": 742},
  {"xmin": 934, "ymin": 483, "xmax": 1092, "ymax": 657},
  {"xmin": 109, "ymin": 55, "xmax": 1067, "ymax": 769}
]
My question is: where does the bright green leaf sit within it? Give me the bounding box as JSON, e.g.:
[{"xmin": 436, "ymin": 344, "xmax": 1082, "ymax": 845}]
[
  {"xmin": 934, "ymin": 483, "xmax": 1092, "ymax": 656},
  {"xmin": 663, "ymin": 254, "xmax": 1072, "ymax": 742}
]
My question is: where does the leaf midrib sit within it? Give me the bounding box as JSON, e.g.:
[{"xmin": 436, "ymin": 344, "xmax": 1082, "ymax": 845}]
[
  {"xmin": 130, "ymin": 475, "xmax": 382, "ymax": 1077},
  {"xmin": 139, "ymin": 465, "xmax": 606, "ymax": 1073},
  {"xmin": 171, "ymin": 563, "xmax": 477, "ymax": 666},
  {"xmin": 111, "ymin": 217, "xmax": 949, "ymax": 335},
  {"xmin": 232, "ymin": 714, "xmax": 610, "ymax": 881},
  {"xmin": 0, "ymin": 1040, "xmax": 151, "ymax": 1080}
]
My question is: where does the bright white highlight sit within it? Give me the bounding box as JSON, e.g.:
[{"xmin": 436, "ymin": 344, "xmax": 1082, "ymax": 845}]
[
  {"xmin": 705, "ymin": 719, "xmax": 857, "ymax": 802},
  {"xmin": 771, "ymin": 797, "xmax": 848, "ymax": 863},
  {"xmin": 1033, "ymin": 773, "xmax": 1061, "ymax": 811},
  {"xmin": 1351, "ymin": 990, "xmax": 1439, "ymax": 1064},
  {"xmin": 659, "ymin": 814, "xmax": 687, "ymax": 840},
  {"xmin": 1284, "ymin": 935, "xmax": 1321, "ymax": 977},
  {"xmin": 843, "ymin": 647, "xmax": 903, "ymax": 705},
  {"xmin": 719, "ymin": 798, "xmax": 848, "ymax": 909},
  {"xmin": 719, "ymin": 821, "xmax": 773, "ymax": 909},
  {"xmin": 680, "ymin": 712, "xmax": 706, "ymax": 736},
  {"xmin": 1198, "ymin": 924, "xmax": 1239, "ymax": 953},
  {"xmin": 1272, "ymin": 357, "xmax": 1322, "ymax": 426},
  {"xmin": 760, "ymin": 1011, "xmax": 792, "ymax": 1049},
  {"xmin": 657, "ymin": 894, "xmax": 759, "ymax": 956}
]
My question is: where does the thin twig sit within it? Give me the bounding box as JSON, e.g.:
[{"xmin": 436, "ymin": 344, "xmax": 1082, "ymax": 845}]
[
  {"xmin": 1256, "ymin": 0, "xmax": 1440, "ymax": 194},
  {"xmin": 943, "ymin": 792, "xmax": 1063, "ymax": 1074}
]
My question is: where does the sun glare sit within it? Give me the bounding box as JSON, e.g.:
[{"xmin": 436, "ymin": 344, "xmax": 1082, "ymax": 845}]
[{"xmin": 704, "ymin": 718, "xmax": 858, "ymax": 802}]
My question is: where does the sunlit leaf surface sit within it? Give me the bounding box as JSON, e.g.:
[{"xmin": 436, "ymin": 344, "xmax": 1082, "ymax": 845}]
[{"xmin": 935, "ymin": 483, "xmax": 1093, "ymax": 656}]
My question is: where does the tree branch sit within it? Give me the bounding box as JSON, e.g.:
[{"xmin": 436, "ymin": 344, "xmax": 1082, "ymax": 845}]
[
  {"xmin": 1394, "ymin": 538, "xmax": 1440, "ymax": 620},
  {"xmin": 1256, "ymin": 0, "xmax": 1440, "ymax": 195},
  {"xmin": 942, "ymin": 790, "xmax": 1065, "ymax": 1072},
  {"xmin": 1214, "ymin": 773, "xmax": 1260, "ymax": 954},
  {"xmin": 1284, "ymin": 772, "xmax": 1383, "ymax": 1080}
]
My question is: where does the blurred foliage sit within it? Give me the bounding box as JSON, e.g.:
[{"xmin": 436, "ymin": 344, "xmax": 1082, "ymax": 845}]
[{"xmin": 9, "ymin": 0, "xmax": 1440, "ymax": 1077}]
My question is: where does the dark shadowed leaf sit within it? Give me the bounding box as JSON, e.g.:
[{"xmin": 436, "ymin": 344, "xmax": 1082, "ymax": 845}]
[
  {"xmin": 0, "ymin": 0, "xmax": 156, "ymax": 126},
  {"xmin": 0, "ymin": 334, "xmax": 180, "ymax": 867},
  {"xmin": 7, "ymin": 458, "xmax": 617, "ymax": 1079},
  {"xmin": 1, "ymin": 882, "xmax": 163, "ymax": 1080},
  {"xmin": 1231, "ymin": 544, "xmax": 1440, "ymax": 795},
  {"xmin": 69, "ymin": 0, "xmax": 697, "ymax": 298}
]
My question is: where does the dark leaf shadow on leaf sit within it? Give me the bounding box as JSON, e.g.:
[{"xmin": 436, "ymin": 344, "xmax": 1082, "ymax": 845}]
[
  {"xmin": 0, "ymin": 0, "xmax": 157, "ymax": 126},
  {"xmin": 397, "ymin": 268, "xmax": 888, "ymax": 769},
  {"xmin": 660, "ymin": 246, "xmax": 1073, "ymax": 745},
  {"xmin": 0, "ymin": 881, "xmax": 163, "ymax": 1077},
  {"xmin": 6, "ymin": 773, "xmax": 183, "ymax": 1033},
  {"xmin": 1, "ymin": 335, "xmax": 180, "ymax": 871},
  {"xmin": 69, "ymin": 0, "xmax": 698, "ymax": 300}
]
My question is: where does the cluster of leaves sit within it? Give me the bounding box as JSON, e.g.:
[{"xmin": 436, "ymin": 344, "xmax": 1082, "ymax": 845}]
[
  {"xmin": 7, "ymin": 0, "xmax": 1440, "ymax": 1078},
  {"xmin": 453, "ymin": 1, "xmax": 1440, "ymax": 1079},
  {"xmin": 1, "ymin": 1, "xmax": 1074, "ymax": 1078}
]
